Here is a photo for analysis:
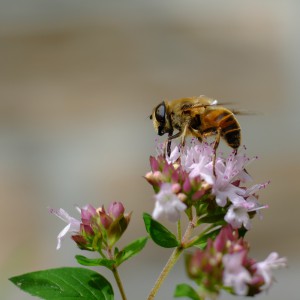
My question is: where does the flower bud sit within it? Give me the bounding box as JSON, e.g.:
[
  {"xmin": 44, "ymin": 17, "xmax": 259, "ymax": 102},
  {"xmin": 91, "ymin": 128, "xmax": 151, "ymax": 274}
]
[
  {"xmin": 192, "ymin": 189, "xmax": 205, "ymax": 201},
  {"xmin": 172, "ymin": 183, "xmax": 181, "ymax": 194},
  {"xmin": 71, "ymin": 235, "xmax": 87, "ymax": 249},
  {"xmin": 183, "ymin": 177, "xmax": 192, "ymax": 193},
  {"xmin": 81, "ymin": 204, "xmax": 97, "ymax": 223},
  {"xmin": 81, "ymin": 223, "xmax": 94, "ymax": 237},
  {"xmin": 99, "ymin": 209, "xmax": 113, "ymax": 229},
  {"xmin": 177, "ymin": 193, "xmax": 187, "ymax": 202},
  {"xmin": 149, "ymin": 156, "xmax": 159, "ymax": 171},
  {"xmin": 108, "ymin": 202, "xmax": 125, "ymax": 219},
  {"xmin": 186, "ymin": 250, "xmax": 205, "ymax": 278},
  {"xmin": 107, "ymin": 211, "xmax": 131, "ymax": 247}
]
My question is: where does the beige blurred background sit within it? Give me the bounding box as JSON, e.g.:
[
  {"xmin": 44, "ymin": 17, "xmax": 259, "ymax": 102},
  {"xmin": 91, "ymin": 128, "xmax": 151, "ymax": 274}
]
[{"xmin": 1, "ymin": 1, "xmax": 299, "ymax": 299}]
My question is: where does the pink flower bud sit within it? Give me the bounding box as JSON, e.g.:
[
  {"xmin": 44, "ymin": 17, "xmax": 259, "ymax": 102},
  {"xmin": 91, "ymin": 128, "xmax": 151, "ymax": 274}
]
[
  {"xmin": 183, "ymin": 177, "xmax": 191, "ymax": 193},
  {"xmin": 99, "ymin": 210, "xmax": 113, "ymax": 229},
  {"xmin": 81, "ymin": 204, "xmax": 97, "ymax": 223},
  {"xmin": 187, "ymin": 250, "xmax": 204, "ymax": 278},
  {"xmin": 108, "ymin": 202, "xmax": 125, "ymax": 219},
  {"xmin": 214, "ymin": 230, "xmax": 227, "ymax": 253},
  {"xmin": 192, "ymin": 189, "xmax": 205, "ymax": 201},
  {"xmin": 80, "ymin": 223, "xmax": 94, "ymax": 236},
  {"xmin": 171, "ymin": 169, "xmax": 179, "ymax": 182},
  {"xmin": 172, "ymin": 183, "xmax": 181, "ymax": 193},
  {"xmin": 149, "ymin": 156, "xmax": 159, "ymax": 171},
  {"xmin": 144, "ymin": 171, "xmax": 163, "ymax": 186}
]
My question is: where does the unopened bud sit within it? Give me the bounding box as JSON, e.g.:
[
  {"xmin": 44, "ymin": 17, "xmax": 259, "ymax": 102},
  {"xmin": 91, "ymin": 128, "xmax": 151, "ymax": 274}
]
[
  {"xmin": 99, "ymin": 210, "xmax": 113, "ymax": 229},
  {"xmin": 108, "ymin": 202, "xmax": 125, "ymax": 219},
  {"xmin": 172, "ymin": 183, "xmax": 181, "ymax": 194},
  {"xmin": 177, "ymin": 193, "xmax": 187, "ymax": 202}
]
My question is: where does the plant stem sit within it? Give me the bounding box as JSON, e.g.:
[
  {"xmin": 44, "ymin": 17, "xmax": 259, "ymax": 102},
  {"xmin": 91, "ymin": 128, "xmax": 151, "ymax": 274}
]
[
  {"xmin": 147, "ymin": 246, "xmax": 182, "ymax": 300},
  {"xmin": 147, "ymin": 219, "xmax": 196, "ymax": 300},
  {"xmin": 177, "ymin": 219, "xmax": 182, "ymax": 240},
  {"xmin": 112, "ymin": 267, "xmax": 127, "ymax": 300},
  {"xmin": 106, "ymin": 248, "xmax": 127, "ymax": 300}
]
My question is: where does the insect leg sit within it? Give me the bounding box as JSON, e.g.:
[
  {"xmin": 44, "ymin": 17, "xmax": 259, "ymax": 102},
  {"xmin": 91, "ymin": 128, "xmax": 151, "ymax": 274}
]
[
  {"xmin": 166, "ymin": 130, "xmax": 181, "ymax": 157},
  {"xmin": 190, "ymin": 128, "xmax": 203, "ymax": 143},
  {"xmin": 213, "ymin": 128, "xmax": 221, "ymax": 177},
  {"xmin": 180, "ymin": 125, "xmax": 188, "ymax": 148},
  {"xmin": 165, "ymin": 125, "xmax": 188, "ymax": 156}
]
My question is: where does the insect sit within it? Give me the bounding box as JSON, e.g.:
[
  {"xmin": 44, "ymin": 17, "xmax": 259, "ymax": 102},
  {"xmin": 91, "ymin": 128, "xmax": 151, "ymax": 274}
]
[{"xmin": 150, "ymin": 95, "xmax": 241, "ymax": 175}]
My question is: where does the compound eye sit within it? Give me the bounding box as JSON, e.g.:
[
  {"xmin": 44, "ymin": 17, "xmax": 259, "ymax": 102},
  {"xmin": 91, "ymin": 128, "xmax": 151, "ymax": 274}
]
[{"xmin": 155, "ymin": 102, "xmax": 166, "ymax": 123}]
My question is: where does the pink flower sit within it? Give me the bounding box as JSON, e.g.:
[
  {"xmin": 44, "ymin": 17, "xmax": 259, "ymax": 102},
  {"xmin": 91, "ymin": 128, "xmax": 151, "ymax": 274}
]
[
  {"xmin": 49, "ymin": 208, "xmax": 81, "ymax": 250},
  {"xmin": 224, "ymin": 205, "xmax": 251, "ymax": 230},
  {"xmin": 153, "ymin": 183, "xmax": 187, "ymax": 222},
  {"xmin": 211, "ymin": 151, "xmax": 253, "ymax": 207},
  {"xmin": 223, "ymin": 251, "xmax": 252, "ymax": 295},
  {"xmin": 254, "ymin": 252, "xmax": 287, "ymax": 290},
  {"xmin": 166, "ymin": 146, "xmax": 180, "ymax": 164},
  {"xmin": 182, "ymin": 142, "xmax": 214, "ymax": 183},
  {"xmin": 155, "ymin": 141, "xmax": 180, "ymax": 164}
]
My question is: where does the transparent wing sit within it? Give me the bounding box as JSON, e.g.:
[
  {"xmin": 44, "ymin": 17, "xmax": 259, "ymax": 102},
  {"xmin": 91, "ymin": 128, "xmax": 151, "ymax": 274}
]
[
  {"xmin": 182, "ymin": 101, "xmax": 235, "ymax": 111},
  {"xmin": 231, "ymin": 109, "xmax": 260, "ymax": 116}
]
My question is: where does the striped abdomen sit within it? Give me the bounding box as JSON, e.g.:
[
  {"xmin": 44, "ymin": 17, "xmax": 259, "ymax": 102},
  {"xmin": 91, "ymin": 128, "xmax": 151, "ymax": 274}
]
[{"xmin": 203, "ymin": 108, "xmax": 241, "ymax": 149}]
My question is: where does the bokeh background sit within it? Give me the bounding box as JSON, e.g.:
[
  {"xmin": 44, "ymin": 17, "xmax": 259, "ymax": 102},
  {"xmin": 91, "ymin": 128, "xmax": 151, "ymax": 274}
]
[{"xmin": 1, "ymin": 1, "xmax": 299, "ymax": 299}]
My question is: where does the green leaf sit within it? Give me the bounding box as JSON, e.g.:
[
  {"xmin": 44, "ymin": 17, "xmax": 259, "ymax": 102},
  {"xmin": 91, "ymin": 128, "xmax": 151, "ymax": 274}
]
[
  {"xmin": 191, "ymin": 228, "xmax": 221, "ymax": 249},
  {"xmin": 116, "ymin": 236, "xmax": 148, "ymax": 266},
  {"xmin": 9, "ymin": 267, "xmax": 114, "ymax": 300},
  {"xmin": 174, "ymin": 283, "xmax": 201, "ymax": 300},
  {"xmin": 143, "ymin": 213, "xmax": 179, "ymax": 248},
  {"xmin": 75, "ymin": 255, "xmax": 116, "ymax": 270},
  {"xmin": 143, "ymin": 212, "xmax": 152, "ymax": 235}
]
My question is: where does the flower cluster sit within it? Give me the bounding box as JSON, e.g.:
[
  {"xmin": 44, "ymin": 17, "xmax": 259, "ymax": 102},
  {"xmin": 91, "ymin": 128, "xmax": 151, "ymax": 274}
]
[
  {"xmin": 49, "ymin": 202, "xmax": 131, "ymax": 251},
  {"xmin": 145, "ymin": 141, "xmax": 268, "ymax": 229},
  {"xmin": 186, "ymin": 225, "xmax": 287, "ymax": 297}
]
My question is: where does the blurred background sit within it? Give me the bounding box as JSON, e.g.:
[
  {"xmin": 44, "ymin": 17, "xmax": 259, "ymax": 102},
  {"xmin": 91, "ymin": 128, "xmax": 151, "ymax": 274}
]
[{"xmin": 1, "ymin": 0, "xmax": 299, "ymax": 299}]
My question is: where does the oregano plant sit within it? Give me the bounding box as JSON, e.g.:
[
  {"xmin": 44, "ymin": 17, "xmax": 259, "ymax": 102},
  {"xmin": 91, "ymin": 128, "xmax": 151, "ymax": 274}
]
[{"xmin": 10, "ymin": 141, "xmax": 286, "ymax": 299}]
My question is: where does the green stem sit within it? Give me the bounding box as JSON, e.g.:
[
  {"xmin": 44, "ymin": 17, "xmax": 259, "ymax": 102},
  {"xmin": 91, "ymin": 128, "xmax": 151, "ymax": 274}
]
[
  {"xmin": 106, "ymin": 248, "xmax": 127, "ymax": 300},
  {"xmin": 177, "ymin": 219, "xmax": 182, "ymax": 240},
  {"xmin": 112, "ymin": 267, "xmax": 127, "ymax": 300},
  {"xmin": 147, "ymin": 246, "xmax": 182, "ymax": 300},
  {"xmin": 147, "ymin": 219, "xmax": 196, "ymax": 300},
  {"xmin": 184, "ymin": 223, "xmax": 216, "ymax": 248},
  {"xmin": 98, "ymin": 248, "xmax": 106, "ymax": 259}
]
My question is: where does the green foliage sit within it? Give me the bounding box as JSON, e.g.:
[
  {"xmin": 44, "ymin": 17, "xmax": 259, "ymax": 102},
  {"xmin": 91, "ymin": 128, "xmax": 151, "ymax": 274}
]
[
  {"xmin": 115, "ymin": 236, "xmax": 148, "ymax": 266},
  {"xmin": 75, "ymin": 255, "xmax": 116, "ymax": 270},
  {"xmin": 174, "ymin": 283, "xmax": 201, "ymax": 300},
  {"xmin": 9, "ymin": 267, "xmax": 114, "ymax": 300},
  {"xmin": 143, "ymin": 213, "xmax": 179, "ymax": 248}
]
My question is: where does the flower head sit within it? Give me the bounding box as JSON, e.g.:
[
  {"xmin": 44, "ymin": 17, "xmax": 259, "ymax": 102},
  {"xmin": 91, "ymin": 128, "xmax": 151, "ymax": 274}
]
[
  {"xmin": 50, "ymin": 202, "xmax": 131, "ymax": 251},
  {"xmin": 185, "ymin": 225, "xmax": 287, "ymax": 297},
  {"xmin": 146, "ymin": 141, "xmax": 268, "ymax": 229}
]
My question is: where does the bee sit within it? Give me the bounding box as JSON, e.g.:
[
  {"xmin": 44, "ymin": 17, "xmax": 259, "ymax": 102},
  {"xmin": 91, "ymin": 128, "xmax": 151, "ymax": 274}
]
[{"xmin": 150, "ymin": 95, "xmax": 241, "ymax": 174}]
